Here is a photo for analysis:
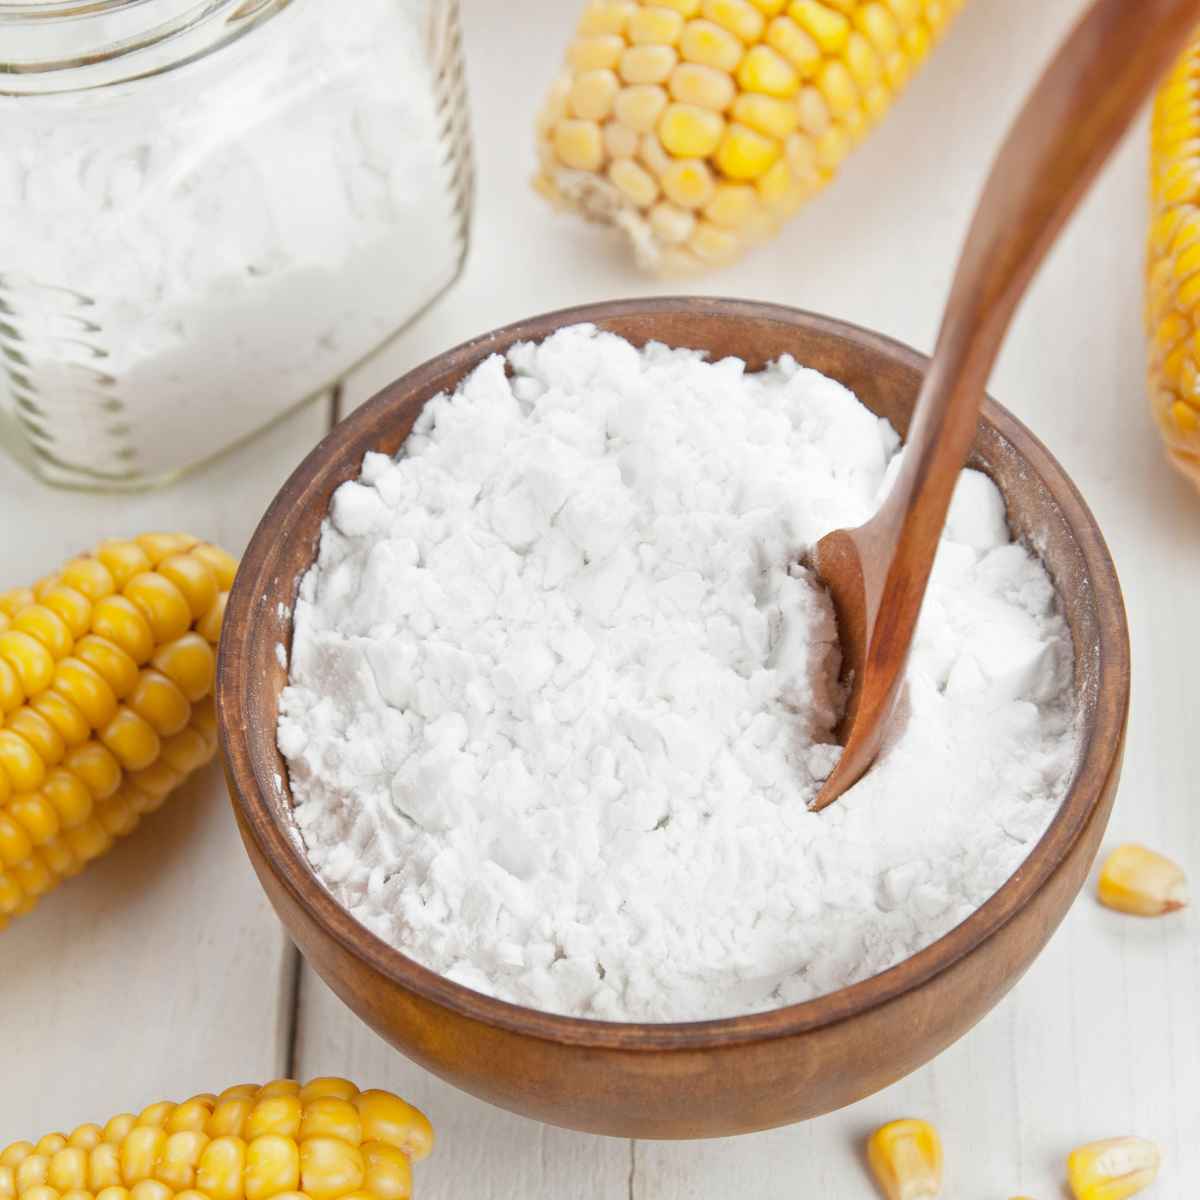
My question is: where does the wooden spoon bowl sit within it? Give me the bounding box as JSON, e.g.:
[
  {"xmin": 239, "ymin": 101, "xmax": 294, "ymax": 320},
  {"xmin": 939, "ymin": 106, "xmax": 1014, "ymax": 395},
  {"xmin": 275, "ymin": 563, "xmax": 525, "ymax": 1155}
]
[{"xmin": 217, "ymin": 298, "xmax": 1129, "ymax": 1139}]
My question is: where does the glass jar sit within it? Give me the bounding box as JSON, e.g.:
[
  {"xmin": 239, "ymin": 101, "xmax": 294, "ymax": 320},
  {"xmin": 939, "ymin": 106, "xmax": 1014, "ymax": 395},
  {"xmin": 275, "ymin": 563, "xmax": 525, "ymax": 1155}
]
[{"xmin": 0, "ymin": 0, "xmax": 472, "ymax": 490}]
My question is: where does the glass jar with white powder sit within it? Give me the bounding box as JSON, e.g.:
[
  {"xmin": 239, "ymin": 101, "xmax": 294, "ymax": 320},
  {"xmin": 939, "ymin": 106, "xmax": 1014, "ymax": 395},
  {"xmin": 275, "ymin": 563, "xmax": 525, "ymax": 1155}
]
[{"xmin": 0, "ymin": 0, "xmax": 472, "ymax": 489}]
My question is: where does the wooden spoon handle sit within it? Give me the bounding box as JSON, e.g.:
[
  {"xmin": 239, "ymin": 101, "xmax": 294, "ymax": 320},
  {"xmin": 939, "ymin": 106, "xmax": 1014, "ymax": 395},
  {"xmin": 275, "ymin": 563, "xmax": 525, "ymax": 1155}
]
[{"xmin": 872, "ymin": 0, "xmax": 1200, "ymax": 597}]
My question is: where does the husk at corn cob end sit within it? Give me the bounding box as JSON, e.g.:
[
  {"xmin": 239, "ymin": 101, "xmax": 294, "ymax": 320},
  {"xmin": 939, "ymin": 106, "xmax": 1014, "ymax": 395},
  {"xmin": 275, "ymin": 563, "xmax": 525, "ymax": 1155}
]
[
  {"xmin": 0, "ymin": 1079, "xmax": 432, "ymax": 1200},
  {"xmin": 534, "ymin": 0, "xmax": 965, "ymax": 274},
  {"xmin": 0, "ymin": 534, "xmax": 237, "ymax": 930},
  {"xmin": 1149, "ymin": 32, "xmax": 1200, "ymax": 488}
]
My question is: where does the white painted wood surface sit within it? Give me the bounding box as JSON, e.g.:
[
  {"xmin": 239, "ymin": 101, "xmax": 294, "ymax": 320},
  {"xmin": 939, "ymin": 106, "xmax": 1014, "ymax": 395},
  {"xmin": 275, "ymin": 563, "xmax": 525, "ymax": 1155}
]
[{"xmin": 3, "ymin": 0, "xmax": 1197, "ymax": 1196}]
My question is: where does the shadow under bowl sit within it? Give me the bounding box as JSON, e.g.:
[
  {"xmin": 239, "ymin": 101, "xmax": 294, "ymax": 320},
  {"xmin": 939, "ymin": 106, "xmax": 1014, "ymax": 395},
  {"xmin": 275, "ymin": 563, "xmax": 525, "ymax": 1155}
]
[{"xmin": 216, "ymin": 298, "xmax": 1130, "ymax": 1139}]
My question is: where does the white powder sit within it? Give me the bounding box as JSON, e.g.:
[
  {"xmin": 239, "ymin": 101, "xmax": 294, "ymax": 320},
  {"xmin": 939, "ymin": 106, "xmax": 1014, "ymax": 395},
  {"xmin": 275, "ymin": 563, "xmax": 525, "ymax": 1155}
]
[
  {"xmin": 279, "ymin": 325, "xmax": 1078, "ymax": 1023},
  {"xmin": 0, "ymin": 0, "xmax": 466, "ymax": 481}
]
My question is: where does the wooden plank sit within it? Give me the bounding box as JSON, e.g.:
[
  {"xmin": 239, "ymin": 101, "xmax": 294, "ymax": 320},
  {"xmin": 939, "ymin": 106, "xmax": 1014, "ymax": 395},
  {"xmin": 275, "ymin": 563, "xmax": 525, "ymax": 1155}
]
[
  {"xmin": 0, "ymin": 399, "xmax": 328, "ymax": 1138},
  {"xmin": 299, "ymin": 0, "xmax": 1200, "ymax": 1196}
]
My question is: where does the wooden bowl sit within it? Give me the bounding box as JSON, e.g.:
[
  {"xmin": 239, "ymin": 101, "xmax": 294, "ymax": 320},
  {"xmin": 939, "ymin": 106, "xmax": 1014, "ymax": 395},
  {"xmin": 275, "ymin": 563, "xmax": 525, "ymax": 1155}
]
[{"xmin": 217, "ymin": 298, "xmax": 1130, "ymax": 1139}]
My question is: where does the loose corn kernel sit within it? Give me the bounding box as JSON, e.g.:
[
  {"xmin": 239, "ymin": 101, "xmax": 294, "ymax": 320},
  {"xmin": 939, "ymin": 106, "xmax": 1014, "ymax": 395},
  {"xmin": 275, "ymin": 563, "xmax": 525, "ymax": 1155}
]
[
  {"xmin": 1067, "ymin": 1138, "xmax": 1160, "ymax": 1200},
  {"xmin": 1098, "ymin": 844, "xmax": 1188, "ymax": 915},
  {"xmin": 867, "ymin": 1119, "xmax": 943, "ymax": 1200}
]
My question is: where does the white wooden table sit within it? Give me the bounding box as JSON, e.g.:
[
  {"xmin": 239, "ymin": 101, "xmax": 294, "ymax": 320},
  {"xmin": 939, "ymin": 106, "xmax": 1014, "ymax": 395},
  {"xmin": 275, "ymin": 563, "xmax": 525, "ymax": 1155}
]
[{"xmin": 3, "ymin": 0, "xmax": 1197, "ymax": 1195}]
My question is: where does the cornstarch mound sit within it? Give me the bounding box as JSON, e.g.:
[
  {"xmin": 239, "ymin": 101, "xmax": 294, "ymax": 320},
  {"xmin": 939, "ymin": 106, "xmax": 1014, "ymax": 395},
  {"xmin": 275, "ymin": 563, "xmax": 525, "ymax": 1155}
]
[{"xmin": 278, "ymin": 324, "xmax": 1078, "ymax": 1023}]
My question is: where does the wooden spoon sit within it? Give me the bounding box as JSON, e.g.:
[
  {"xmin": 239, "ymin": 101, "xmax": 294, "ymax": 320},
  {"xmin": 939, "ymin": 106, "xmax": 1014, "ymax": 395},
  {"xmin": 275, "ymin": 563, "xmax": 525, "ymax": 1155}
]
[{"xmin": 809, "ymin": 0, "xmax": 1200, "ymax": 813}]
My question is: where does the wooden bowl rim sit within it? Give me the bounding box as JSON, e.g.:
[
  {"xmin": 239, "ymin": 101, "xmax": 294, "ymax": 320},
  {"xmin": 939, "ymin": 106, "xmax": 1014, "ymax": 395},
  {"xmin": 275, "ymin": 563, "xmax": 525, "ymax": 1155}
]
[{"xmin": 218, "ymin": 297, "xmax": 1130, "ymax": 1052}]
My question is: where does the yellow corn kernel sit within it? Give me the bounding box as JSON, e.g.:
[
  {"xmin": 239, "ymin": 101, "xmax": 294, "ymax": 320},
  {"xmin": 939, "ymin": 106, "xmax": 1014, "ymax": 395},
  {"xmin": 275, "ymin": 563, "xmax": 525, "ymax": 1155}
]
[
  {"xmin": 1067, "ymin": 1138, "xmax": 1160, "ymax": 1200},
  {"xmin": 297, "ymin": 1081, "xmax": 358, "ymax": 1104},
  {"xmin": 243, "ymin": 1136, "xmax": 299, "ymax": 1200},
  {"xmin": 569, "ymin": 68, "xmax": 619, "ymax": 120},
  {"xmin": 0, "ymin": 814, "xmax": 33, "ymax": 867},
  {"xmin": 730, "ymin": 91, "xmax": 798, "ymax": 138},
  {"xmin": 59, "ymin": 558, "xmax": 115, "ymax": 603},
  {"xmin": 0, "ymin": 870, "xmax": 23, "ymax": 914},
  {"xmin": 679, "ymin": 18, "xmax": 744, "ymax": 71},
  {"xmin": 764, "ymin": 15, "xmax": 820, "ymax": 74},
  {"xmin": 52, "ymin": 658, "xmax": 118, "ymax": 730},
  {"xmin": 884, "ymin": 0, "xmax": 920, "ymax": 26},
  {"xmin": 155, "ymin": 556, "xmax": 219, "ymax": 623},
  {"xmin": 0, "ymin": 589, "xmax": 36, "ymax": 617},
  {"xmin": 298, "ymin": 1139, "xmax": 363, "ymax": 1200},
  {"xmin": 639, "ymin": 130, "xmax": 674, "ymax": 175},
  {"xmin": 669, "ymin": 62, "xmax": 736, "ymax": 109},
  {"xmin": 790, "ymin": 0, "xmax": 849, "ymax": 52},
  {"xmin": 99, "ymin": 707, "xmax": 160, "ymax": 773},
  {"xmin": 817, "ymin": 59, "xmax": 859, "ymax": 117},
  {"xmin": 74, "ymin": 636, "xmax": 140, "ymax": 700},
  {"xmin": 7, "ymin": 707, "xmax": 65, "ymax": 766},
  {"xmin": 628, "ymin": 5, "xmax": 686, "ymax": 44},
  {"xmin": 196, "ymin": 1137, "xmax": 245, "ymax": 1200},
  {"xmin": 815, "ymin": 122, "xmax": 851, "ymax": 170},
  {"xmin": 0, "ymin": 658, "xmax": 24, "ymax": 715},
  {"xmin": 90, "ymin": 597, "xmax": 155, "ymax": 665},
  {"xmin": 95, "ymin": 542, "xmax": 153, "ymax": 592},
  {"xmin": 620, "ymin": 43, "xmax": 679, "ymax": 84},
  {"xmin": 901, "ymin": 20, "xmax": 931, "ymax": 66},
  {"xmin": 12, "ymin": 606, "xmax": 74, "ymax": 660},
  {"xmin": 152, "ymin": 634, "xmax": 215, "ymax": 704},
  {"xmin": 118, "ymin": 1126, "xmax": 165, "ymax": 1185},
  {"xmin": 135, "ymin": 533, "xmax": 198, "ymax": 565},
  {"xmin": 688, "ymin": 219, "xmax": 740, "ymax": 262},
  {"xmin": 704, "ymin": 180, "xmax": 760, "ymax": 225},
  {"xmin": 604, "ymin": 122, "xmax": 639, "ymax": 158},
  {"xmin": 96, "ymin": 789, "xmax": 140, "ymax": 838},
  {"xmin": 31, "ymin": 691, "xmax": 92, "ymax": 748},
  {"xmin": 244, "ymin": 1097, "xmax": 301, "ymax": 1141},
  {"xmin": 15, "ymin": 1160, "xmax": 48, "ymax": 1194},
  {"xmin": 714, "ymin": 122, "xmax": 780, "ymax": 179},
  {"xmin": 355, "ymin": 1092, "xmax": 434, "ymax": 1162},
  {"xmin": 38, "ymin": 588, "xmax": 91, "ymax": 642},
  {"xmin": 298, "ymin": 1101, "xmax": 361, "ymax": 1145},
  {"xmin": 127, "ymin": 671, "xmax": 190, "ymax": 739},
  {"xmin": 188, "ymin": 545, "xmax": 237, "ymax": 591},
  {"xmin": 9, "ymin": 793, "xmax": 61, "ymax": 845},
  {"xmin": 609, "ymin": 157, "xmax": 660, "ymax": 206},
  {"xmin": 64, "ymin": 741, "xmax": 122, "ymax": 800},
  {"xmin": 868, "ymin": 1119, "xmax": 943, "ymax": 1200},
  {"xmin": 156, "ymin": 727, "xmax": 212, "ymax": 777},
  {"xmin": 166, "ymin": 1100, "xmax": 217, "ymax": 1136},
  {"xmin": 736, "ymin": 44, "xmax": 799, "ymax": 97},
  {"xmin": 0, "ymin": 630, "xmax": 55, "ymax": 696},
  {"xmin": 577, "ymin": 0, "xmax": 635, "ymax": 35},
  {"xmin": 42, "ymin": 768, "xmax": 95, "ymax": 828},
  {"xmin": 122, "ymin": 574, "xmax": 192, "ymax": 646},
  {"xmin": 857, "ymin": 2, "xmax": 900, "ymax": 52},
  {"xmin": 47, "ymin": 1148, "xmax": 87, "ymax": 1192},
  {"xmin": 648, "ymin": 201, "xmax": 697, "ymax": 243},
  {"xmin": 701, "ymin": 0, "xmax": 764, "ymax": 42},
  {"xmin": 67, "ymin": 1126, "xmax": 102, "ymax": 1151},
  {"xmin": 1098, "ymin": 844, "xmax": 1188, "ymax": 915},
  {"xmin": 12, "ymin": 851, "xmax": 55, "ymax": 896},
  {"xmin": 553, "ymin": 118, "xmax": 605, "ymax": 170},
  {"xmin": 658, "ymin": 102, "xmax": 726, "ymax": 156},
  {"xmin": 0, "ymin": 729, "xmax": 46, "ymax": 792},
  {"xmin": 613, "ymin": 83, "xmax": 669, "ymax": 132},
  {"xmin": 660, "ymin": 157, "xmax": 717, "ymax": 207},
  {"xmin": 361, "ymin": 1143, "xmax": 411, "ymax": 1200}
]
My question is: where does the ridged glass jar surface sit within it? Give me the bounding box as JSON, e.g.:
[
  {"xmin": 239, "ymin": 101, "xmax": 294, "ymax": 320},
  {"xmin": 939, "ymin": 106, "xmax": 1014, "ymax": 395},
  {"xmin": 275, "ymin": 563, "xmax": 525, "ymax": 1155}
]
[{"xmin": 0, "ymin": 0, "xmax": 472, "ymax": 490}]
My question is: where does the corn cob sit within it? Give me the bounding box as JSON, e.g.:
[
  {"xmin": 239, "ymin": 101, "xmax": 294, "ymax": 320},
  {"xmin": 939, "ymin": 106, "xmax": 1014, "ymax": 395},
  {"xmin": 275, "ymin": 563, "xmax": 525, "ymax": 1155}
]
[
  {"xmin": 1148, "ymin": 30, "xmax": 1200, "ymax": 488},
  {"xmin": 535, "ymin": 0, "xmax": 966, "ymax": 273},
  {"xmin": 867, "ymin": 1118, "xmax": 943, "ymax": 1200},
  {"xmin": 0, "ymin": 1079, "xmax": 432, "ymax": 1200},
  {"xmin": 0, "ymin": 534, "xmax": 236, "ymax": 929}
]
